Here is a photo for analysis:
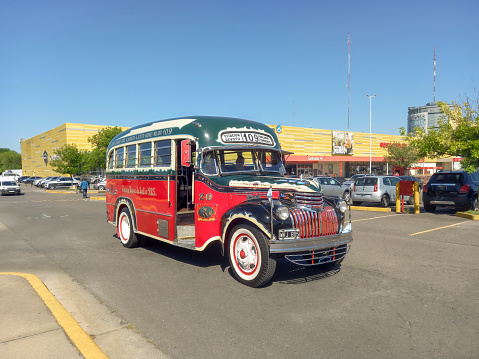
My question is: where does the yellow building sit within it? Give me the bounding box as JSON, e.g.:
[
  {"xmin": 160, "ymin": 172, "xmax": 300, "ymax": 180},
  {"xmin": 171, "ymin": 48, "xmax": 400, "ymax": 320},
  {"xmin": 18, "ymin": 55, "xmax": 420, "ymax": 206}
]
[
  {"xmin": 20, "ymin": 123, "xmax": 128, "ymax": 177},
  {"xmin": 268, "ymin": 124, "xmax": 411, "ymax": 177},
  {"xmin": 22, "ymin": 121, "xmax": 441, "ymax": 179}
]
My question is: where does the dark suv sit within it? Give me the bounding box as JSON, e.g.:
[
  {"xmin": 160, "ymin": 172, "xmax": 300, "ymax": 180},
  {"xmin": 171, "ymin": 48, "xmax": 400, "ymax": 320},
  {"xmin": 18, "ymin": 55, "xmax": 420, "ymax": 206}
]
[{"xmin": 422, "ymin": 170, "xmax": 478, "ymax": 212}]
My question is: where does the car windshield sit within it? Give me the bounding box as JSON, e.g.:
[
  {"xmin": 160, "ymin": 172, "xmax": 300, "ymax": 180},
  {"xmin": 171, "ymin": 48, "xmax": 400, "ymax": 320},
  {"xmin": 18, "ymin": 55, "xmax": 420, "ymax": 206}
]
[
  {"xmin": 201, "ymin": 148, "xmax": 286, "ymax": 175},
  {"xmin": 355, "ymin": 177, "xmax": 377, "ymax": 186},
  {"xmin": 1, "ymin": 181, "xmax": 17, "ymax": 186},
  {"xmin": 431, "ymin": 173, "xmax": 463, "ymax": 184}
]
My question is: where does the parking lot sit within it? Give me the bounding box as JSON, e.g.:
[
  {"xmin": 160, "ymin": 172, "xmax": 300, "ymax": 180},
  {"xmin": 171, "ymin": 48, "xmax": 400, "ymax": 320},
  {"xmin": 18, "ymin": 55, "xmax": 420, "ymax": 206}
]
[{"xmin": 1, "ymin": 185, "xmax": 478, "ymax": 359}]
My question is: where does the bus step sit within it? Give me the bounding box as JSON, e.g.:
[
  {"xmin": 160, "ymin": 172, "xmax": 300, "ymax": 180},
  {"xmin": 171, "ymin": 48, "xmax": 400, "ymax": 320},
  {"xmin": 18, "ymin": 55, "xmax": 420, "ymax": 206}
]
[{"xmin": 177, "ymin": 225, "xmax": 195, "ymax": 240}]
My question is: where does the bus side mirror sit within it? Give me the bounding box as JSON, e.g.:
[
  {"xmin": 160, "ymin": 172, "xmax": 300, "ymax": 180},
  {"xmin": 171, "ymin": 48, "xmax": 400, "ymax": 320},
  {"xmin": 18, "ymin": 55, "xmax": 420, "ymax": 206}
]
[{"xmin": 181, "ymin": 140, "xmax": 192, "ymax": 166}]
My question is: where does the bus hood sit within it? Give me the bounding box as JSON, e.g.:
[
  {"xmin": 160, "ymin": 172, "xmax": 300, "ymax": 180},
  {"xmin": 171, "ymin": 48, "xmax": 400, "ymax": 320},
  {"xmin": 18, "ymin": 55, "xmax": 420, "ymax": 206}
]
[{"xmin": 227, "ymin": 175, "xmax": 319, "ymax": 193}]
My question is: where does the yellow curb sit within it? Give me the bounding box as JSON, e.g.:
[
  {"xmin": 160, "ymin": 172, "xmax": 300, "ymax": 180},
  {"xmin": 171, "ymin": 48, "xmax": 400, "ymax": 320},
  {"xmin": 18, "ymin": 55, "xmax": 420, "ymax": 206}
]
[
  {"xmin": 0, "ymin": 272, "xmax": 108, "ymax": 359},
  {"xmin": 350, "ymin": 206, "xmax": 391, "ymax": 212},
  {"xmin": 89, "ymin": 197, "xmax": 105, "ymax": 201},
  {"xmin": 456, "ymin": 212, "xmax": 479, "ymax": 220}
]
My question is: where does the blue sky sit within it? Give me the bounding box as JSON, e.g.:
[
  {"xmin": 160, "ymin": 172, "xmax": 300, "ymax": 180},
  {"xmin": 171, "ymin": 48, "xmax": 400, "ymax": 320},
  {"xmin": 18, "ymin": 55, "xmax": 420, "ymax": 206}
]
[{"xmin": 1, "ymin": 0, "xmax": 478, "ymax": 153}]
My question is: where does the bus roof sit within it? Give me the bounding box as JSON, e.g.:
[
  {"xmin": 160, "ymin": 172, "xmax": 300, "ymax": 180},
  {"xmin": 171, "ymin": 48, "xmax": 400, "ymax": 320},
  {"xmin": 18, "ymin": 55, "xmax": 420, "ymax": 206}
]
[{"xmin": 107, "ymin": 116, "xmax": 280, "ymax": 151}]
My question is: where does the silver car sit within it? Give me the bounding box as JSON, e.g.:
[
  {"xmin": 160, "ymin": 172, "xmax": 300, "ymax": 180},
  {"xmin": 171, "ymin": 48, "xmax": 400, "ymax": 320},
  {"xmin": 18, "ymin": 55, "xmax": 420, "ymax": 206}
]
[
  {"xmin": 351, "ymin": 175, "xmax": 408, "ymax": 207},
  {"xmin": 313, "ymin": 176, "xmax": 351, "ymax": 201}
]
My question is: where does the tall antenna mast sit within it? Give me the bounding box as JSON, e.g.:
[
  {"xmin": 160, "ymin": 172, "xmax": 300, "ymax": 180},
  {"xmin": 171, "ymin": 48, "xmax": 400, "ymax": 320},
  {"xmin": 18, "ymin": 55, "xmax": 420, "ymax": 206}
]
[
  {"xmin": 433, "ymin": 47, "xmax": 436, "ymax": 103},
  {"xmin": 347, "ymin": 33, "xmax": 351, "ymax": 130}
]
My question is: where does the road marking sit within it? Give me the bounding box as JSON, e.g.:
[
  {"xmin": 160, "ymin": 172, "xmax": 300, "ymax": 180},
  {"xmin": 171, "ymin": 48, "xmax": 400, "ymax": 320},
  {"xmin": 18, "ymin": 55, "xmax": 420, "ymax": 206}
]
[
  {"xmin": 42, "ymin": 214, "xmax": 51, "ymax": 218},
  {"xmin": 0, "ymin": 272, "xmax": 109, "ymax": 359},
  {"xmin": 352, "ymin": 214, "xmax": 398, "ymax": 222},
  {"xmin": 409, "ymin": 221, "xmax": 468, "ymax": 236}
]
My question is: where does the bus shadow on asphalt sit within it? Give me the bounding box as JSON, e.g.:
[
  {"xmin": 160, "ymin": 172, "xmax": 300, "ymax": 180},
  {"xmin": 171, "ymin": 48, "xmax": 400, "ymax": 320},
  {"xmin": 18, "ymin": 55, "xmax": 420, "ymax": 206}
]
[
  {"xmin": 114, "ymin": 234, "xmax": 342, "ymax": 285},
  {"xmin": 133, "ymin": 235, "xmax": 225, "ymax": 268},
  {"xmin": 273, "ymin": 258, "xmax": 341, "ymax": 285}
]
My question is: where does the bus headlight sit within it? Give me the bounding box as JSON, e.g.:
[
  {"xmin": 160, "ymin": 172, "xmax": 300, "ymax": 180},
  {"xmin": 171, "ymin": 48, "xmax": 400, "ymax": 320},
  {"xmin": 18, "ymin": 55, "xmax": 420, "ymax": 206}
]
[
  {"xmin": 339, "ymin": 199, "xmax": 348, "ymax": 213},
  {"xmin": 275, "ymin": 205, "xmax": 290, "ymax": 220}
]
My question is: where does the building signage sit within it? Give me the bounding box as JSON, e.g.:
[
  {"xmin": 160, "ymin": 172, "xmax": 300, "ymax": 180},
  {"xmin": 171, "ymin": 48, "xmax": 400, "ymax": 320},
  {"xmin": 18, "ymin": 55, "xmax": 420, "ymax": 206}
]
[
  {"xmin": 408, "ymin": 112, "xmax": 428, "ymax": 133},
  {"xmin": 332, "ymin": 131, "xmax": 353, "ymax": 155},
  {"xmin": 43, "ymin": 150, "xmax": 48, "ymax": 165}
]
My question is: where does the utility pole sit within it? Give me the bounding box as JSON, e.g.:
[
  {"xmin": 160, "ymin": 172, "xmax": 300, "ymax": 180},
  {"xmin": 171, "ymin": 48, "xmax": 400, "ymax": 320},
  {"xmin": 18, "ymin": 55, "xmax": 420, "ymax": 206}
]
[
  {"xmin": 366, "ymin": 94, "xmax": 376, "ymax": 174},
  {"xmin": 348, "ymin": 33, "xmax": 351, "ymax": 130},
  {"xmin": 433, "ymin": 47, "xmax": 436, "ymax": 103}
]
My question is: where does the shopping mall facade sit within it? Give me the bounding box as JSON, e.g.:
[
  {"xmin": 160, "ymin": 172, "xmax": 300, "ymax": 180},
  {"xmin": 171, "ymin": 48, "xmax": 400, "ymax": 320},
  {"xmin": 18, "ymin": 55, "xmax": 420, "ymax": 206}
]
[{"xmin": 21, "ymin": 121, "xmax": 455, "ymax": 178}]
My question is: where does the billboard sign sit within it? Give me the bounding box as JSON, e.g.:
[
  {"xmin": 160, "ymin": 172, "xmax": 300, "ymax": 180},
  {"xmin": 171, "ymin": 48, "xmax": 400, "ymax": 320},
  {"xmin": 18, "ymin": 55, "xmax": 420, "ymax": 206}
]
[
  {"xmin": 332, "ymin": 131, "xmax": 353, "ymax": 155},
  {"xmin": 408, "ymin": 112, "xmax": 428, "ymax": 133}
]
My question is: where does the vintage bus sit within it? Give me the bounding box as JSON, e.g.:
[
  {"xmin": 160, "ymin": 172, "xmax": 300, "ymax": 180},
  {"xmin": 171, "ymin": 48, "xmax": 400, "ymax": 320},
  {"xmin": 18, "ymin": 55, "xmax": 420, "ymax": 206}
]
[{"xmin": 106, "ymin": 116, "xmax": 352, "ymax": 287}]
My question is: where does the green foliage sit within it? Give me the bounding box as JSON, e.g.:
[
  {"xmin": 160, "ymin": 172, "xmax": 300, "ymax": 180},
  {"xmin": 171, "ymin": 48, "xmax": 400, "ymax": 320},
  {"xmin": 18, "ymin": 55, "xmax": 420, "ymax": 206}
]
[
  {"xmin": 383, "ymin": 142, "xmax": 421, "ymax": 173},
  {"xmin": 406, "ymin": 100, "xmax": 479, "ymax": 173},
  {"xmin": 0, "ymin": 149, "xmax": 22, "ymax": 173},
  {"xmin": 87, "ymin": 126, "xmax": 122, "ymax": 171},
  {"xmin": 49, "ymin": 144, "xmax": 87, "ymax": 177}
]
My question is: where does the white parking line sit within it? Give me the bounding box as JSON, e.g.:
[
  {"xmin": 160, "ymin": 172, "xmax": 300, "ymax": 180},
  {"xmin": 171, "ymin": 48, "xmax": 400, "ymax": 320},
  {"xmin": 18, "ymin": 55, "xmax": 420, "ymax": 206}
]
[{"xmin": 352, "ymin": 214, "xmax": 398, "ymax": 222}]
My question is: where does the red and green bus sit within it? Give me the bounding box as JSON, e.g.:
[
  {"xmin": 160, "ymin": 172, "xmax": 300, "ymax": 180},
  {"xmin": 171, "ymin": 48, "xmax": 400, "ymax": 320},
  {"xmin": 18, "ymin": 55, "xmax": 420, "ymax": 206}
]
[{"xmin": 106, "ymin": 116, "xmax": 352, "ymax": 287}]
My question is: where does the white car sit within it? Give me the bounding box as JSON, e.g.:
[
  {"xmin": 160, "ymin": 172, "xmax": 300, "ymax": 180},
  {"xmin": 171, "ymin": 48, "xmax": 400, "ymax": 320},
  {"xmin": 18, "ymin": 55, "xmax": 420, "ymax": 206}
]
[
  {"xmin": 1, "ymin": 178, "xmax": 21, "ymax": 195},
  {"xmin": 44, "ymin": 177, "xmax": 79, "ymax": 189},
  {"xmin": 94, "ymin": 179, "xmax": 106, "ymax": 190},
  {"xmin": 313, "ymin": 176, "xmax": 351, "ymax": 201}
]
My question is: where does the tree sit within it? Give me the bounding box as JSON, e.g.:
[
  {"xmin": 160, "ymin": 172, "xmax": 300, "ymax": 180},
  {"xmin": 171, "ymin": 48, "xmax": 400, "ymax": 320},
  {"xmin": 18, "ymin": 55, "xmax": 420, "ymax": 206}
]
[
  {"xmin": 383, "ymin": 142, "xmax": 422, "ymax": 174},
  {"xmin": 406, "ymin": 100, "xmax": 479, "ymax": 173},
  {"xmin": 87, "ymin": 126, "xmax": 123, "ymax": 171},
  {"xmin": 0, "ymin": 149, "xmax": 22, "ymax": 173},
  {"xmin": 49, "ymin": 144, "xmax": 87, "ymax": 177}
]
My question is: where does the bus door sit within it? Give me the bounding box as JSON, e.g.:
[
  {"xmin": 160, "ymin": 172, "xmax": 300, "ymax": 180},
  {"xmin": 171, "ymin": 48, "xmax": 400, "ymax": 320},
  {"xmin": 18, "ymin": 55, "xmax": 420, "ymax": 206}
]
[{"xmin": 175, "ymin": 139, "xmax": 196, "ymax": 246}]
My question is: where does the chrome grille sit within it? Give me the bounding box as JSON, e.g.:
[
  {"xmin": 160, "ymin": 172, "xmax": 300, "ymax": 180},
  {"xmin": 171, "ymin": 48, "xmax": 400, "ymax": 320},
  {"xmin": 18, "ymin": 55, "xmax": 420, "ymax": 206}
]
[
  {"xmin": 290, "ymin": 205, "xmax": 339, "ymax": 238},
  {"xmin": 285, "ymin": 244, "xmax": 350, "ymax": 266},
  {"xmin": 294, "ymin": 191, "xmax": 324, "ymax": 211}
]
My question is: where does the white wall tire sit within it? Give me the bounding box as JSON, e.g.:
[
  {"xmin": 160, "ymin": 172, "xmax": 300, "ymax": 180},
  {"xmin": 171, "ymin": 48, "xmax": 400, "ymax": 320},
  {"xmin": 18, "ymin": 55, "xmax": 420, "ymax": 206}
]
[
  {"xmin": 117, "ymin": 208, "xmax": 140, "ymax": 248},
  {"xmin": 228, "ymin": 224, "xmax": 276, "ymax": 287}
]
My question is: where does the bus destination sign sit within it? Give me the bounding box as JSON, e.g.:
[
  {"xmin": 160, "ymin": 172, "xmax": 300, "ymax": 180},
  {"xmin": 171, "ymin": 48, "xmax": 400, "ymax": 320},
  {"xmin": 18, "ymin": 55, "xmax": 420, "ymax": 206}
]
[{"xmin": 219, "ymin": 130, "xmax": 275, "ymax": 146}]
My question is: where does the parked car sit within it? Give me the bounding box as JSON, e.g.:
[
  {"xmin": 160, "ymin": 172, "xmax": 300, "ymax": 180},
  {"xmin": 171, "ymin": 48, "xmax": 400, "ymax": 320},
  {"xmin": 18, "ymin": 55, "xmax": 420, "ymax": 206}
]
[
  {"xmin": 44, "ymin": 177, "xmax": 79, "ymax": 189},
  {"xmin": 0, "ymin": 178, "xmax": 21, "ymax": 195},
  {"xmin": 33, "ymin": 178, "xmax": 44, "ymax": 186},
  {"xmin": 422, "ymin": 170, "xmax": 478, "ymax": 212},
  {"xmin": 39, "ymin": 176, "xmax": 61, "ymax": 188},
  {"xmin": 313, "ymin": 176, "xmax": 351, "ymax": 201},
  {"xmin": 343, "ymin": 174, "xmax": 377, "ymax": 188},
  {"xmin": 351, "ymin": 175, "xmax": 410, "ymax": 207},
  {"xmin": 23, "ymin": 176, "xmax": 42, "ymax": 184},
  {"xmin": 398, "ymin": 175, "xmax": 423, "ymax": 191},
  {"xmin": 94, "ymin": 179, "xmax": 106, "ymax": 190},
  {"xmin": 17, "ymin": 176, "xmax": 29, "ymax": 183}
]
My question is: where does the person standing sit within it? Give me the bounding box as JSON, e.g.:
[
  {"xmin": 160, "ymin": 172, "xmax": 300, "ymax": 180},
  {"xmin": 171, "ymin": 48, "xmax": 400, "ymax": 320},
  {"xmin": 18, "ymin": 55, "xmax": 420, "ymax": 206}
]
[{"xmin": 79, "ymin": 178, "xmax": 89, "ymax": 198}]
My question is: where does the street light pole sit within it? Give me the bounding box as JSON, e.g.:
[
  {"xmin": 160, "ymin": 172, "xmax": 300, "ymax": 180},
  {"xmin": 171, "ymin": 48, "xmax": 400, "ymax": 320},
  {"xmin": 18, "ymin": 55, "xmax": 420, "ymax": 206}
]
[{"xmin": 366, "ymin": 94, "xmax": 376, "ymax": 174}]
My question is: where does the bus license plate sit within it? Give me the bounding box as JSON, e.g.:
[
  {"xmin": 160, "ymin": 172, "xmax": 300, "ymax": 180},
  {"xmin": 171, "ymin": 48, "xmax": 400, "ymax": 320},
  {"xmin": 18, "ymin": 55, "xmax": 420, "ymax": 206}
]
[{"xmin": 279, "ymin": 229, "xmax": 300, "ymax": 240}]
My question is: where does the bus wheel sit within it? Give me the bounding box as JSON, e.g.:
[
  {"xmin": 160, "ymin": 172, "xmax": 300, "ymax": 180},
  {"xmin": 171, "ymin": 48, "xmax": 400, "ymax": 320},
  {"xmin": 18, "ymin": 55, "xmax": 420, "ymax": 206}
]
[
  {"xmin": 118, "ymin": 208, "xmax": 140, "ymax": 248},
  {"xmin": 228, "ymin": 224, "xmax": 276, "ymax": 288}
]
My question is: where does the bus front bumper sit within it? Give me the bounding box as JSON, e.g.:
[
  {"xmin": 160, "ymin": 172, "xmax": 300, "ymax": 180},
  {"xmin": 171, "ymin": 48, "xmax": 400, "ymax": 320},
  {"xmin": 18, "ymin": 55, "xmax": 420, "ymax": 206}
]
[{"xmin": 269, "ymin": 223, "xmax": 352, "ymax": 254}]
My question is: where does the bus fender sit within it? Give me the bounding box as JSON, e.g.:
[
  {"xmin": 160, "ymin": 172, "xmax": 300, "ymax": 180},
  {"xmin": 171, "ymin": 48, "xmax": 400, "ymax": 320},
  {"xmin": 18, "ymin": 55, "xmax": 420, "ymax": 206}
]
[
  {"xmin": 220, "ymin": 203, "xmax": 272, "ymax": 256},
  {"xmin": 114, "ymin": 197, "xmax": 138, "ymax": 232}
]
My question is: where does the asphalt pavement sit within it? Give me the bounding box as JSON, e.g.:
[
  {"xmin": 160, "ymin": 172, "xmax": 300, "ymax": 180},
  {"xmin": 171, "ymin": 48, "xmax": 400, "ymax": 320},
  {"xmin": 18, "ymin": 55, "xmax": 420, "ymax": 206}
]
[
  {"xmin": 0, "ymin": 185, "xmax": 169, "ymax": 359},
  {"xmin": 1, "ymin": 185, "xmax": 478, "ymax": 358}
]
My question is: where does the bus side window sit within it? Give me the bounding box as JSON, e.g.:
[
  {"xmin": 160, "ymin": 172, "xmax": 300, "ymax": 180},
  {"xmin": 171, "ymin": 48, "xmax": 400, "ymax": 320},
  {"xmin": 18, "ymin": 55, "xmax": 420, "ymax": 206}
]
[
  {"xmin": 126, "ymin": 145, "xmax": 136, "ymax": 168},
  {"xmin": 154, "ymin": 140, "xmax": 171, "ymax": 167},
  {"xmin": 115, "ymin": 147, "xmax": 124, "ymax": 168},
  {"xmin": 139, "ymin": 142, "xmax": 152, "ymax": 167},
  {"xmin": 108, "ymin": 150, "xmax": 114, "ymax": 169}
]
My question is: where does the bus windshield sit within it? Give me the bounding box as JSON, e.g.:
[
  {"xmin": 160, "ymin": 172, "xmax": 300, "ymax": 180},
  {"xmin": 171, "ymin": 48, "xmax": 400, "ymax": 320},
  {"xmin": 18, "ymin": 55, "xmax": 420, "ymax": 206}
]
[{"xmin": 202, "ymin": 149, "xmax": 286, "ymax": 175}]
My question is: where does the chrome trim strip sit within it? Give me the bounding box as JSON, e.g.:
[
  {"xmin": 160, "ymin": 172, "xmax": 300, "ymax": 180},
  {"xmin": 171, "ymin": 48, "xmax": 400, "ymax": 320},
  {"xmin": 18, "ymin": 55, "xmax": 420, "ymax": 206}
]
[
  {"xmin": 270, "ymin": 231, "xmax": 353, "ymax": 254},
  {"xmin": 136, "ymin": 209, "xmax": 173, "ymax": 217}
]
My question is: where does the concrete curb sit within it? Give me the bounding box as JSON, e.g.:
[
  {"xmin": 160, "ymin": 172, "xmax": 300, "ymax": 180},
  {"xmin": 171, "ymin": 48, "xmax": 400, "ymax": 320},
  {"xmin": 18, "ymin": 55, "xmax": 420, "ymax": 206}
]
[
  {"xmin": 0, "ymin": 272, "xmax": 108, "ymax": 359},
  {"xmin": 350, "ymin": 206, "xmax": 391, "ymax": 212},
  {"xmin": 456, "ymin": 212, "xmax": 479, "ymax": 220}
]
